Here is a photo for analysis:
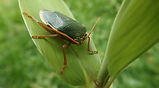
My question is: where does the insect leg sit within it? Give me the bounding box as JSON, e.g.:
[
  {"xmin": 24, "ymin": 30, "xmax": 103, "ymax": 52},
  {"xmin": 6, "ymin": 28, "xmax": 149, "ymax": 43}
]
[
  {"xmin": 88, "ymin": 36, "xmax": 98, "ymax": 54},
  {"xmin": 60, "ymin": 43, "xmax": 71, "ymax": 74},
  {"xmin": 23, "ymin": 12, "xmax": 54, "ymax": 34},
  {"xmin": 23, "ymin": 12, "xmax": 79, "ymax": 45},
  {"xmin": 32, "ymin": 34, "xmax": 59, "ymax": 39}
]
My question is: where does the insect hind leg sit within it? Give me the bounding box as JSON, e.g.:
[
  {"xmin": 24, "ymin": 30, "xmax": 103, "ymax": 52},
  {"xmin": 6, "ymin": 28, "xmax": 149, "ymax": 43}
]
[
  {"xmin": 32, "ymin": 34, "xmax": 59, "ymax": 39},
  {"xmin": 23, "ymin": 12, "xmax": 39, "ymax": 23},
  {"xmin": 23, "ymin": 12, "xmax": 54, "ymax": 34}
]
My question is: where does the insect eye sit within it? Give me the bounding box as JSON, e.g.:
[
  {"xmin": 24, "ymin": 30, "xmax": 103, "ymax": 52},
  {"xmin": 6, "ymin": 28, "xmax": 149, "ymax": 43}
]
[
  {"xmin": 74, "ymin": 39, "xmax": 77, "ymax": 41},
  {"xmin": 84, "ymin": 34, "xmax": 87, "ymax": 37}
]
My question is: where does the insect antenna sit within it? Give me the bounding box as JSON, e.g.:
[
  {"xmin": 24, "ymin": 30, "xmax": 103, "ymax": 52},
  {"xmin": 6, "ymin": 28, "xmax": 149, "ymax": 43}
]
[
  {"xmin": 88, "ymin": 17, "xmax": 100, "ymax": 37},
  {"xmin": 82, "ymin": 17, "xmax": 100, "ymax": 44}
]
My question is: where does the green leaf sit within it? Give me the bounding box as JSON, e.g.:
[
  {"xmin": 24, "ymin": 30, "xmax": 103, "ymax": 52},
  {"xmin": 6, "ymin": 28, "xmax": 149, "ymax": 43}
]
[
  {"xmin": 98, "ymin": 0, "xmax": 159, "ymax": 88},
  {"xmin": 18, "ymin": 0, "xmax": 101, "ymax": 86}
]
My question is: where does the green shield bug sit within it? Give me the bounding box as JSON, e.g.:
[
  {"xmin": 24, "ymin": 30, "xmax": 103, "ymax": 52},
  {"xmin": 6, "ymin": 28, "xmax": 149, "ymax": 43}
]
[{"xmin": 23, "ymin": 10, "xmax": 100, "ymax": 74}]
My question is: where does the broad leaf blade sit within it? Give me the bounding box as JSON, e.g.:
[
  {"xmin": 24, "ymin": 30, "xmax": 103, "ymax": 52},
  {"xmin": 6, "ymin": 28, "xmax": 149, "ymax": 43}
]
[
  {"xmin": 98, "ymin": 0, "xmax": 159, "ymax": 87},
  {"xmin": 19, "ymin": 0, "xmax": 101, "ymax": 86}
]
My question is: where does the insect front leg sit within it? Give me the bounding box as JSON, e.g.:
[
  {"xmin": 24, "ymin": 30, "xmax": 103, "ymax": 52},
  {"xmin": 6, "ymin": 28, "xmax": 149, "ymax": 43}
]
[
  {"xmin": 60, "ymin": 43, "xmax": 71, "ymax": 74},
  {"xmin": 88, "ymin": 36, "xmax": 98, "ymax": 54}
]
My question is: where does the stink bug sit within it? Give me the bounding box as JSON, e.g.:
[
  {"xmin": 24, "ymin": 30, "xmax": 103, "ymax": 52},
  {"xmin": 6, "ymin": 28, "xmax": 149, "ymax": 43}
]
[{"xmin": 23, "ymin": 10, "xmax": 100, "ymax": 74}]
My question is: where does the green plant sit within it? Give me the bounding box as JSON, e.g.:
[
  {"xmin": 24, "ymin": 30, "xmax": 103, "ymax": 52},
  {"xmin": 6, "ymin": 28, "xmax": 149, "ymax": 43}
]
[{"xmin": 19, "ymin": 0, "xmax": 159, "ymax": 88}]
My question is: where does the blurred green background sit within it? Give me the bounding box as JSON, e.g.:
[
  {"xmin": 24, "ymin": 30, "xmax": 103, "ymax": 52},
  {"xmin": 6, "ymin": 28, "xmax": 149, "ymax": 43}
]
[{"xmin": 0, "ymin": 0, "xmax": 159, "ymax": 88}]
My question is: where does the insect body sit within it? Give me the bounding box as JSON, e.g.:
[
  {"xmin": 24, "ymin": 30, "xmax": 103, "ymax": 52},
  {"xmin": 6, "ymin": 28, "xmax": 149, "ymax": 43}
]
[
  {"xmin": 40, "ymin": 10, "xmax": 87, "ymax": 44},
  {"xmin": 23, "ymin": 10, "xmax": 100, "ymax": 74}
]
